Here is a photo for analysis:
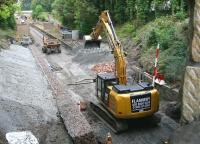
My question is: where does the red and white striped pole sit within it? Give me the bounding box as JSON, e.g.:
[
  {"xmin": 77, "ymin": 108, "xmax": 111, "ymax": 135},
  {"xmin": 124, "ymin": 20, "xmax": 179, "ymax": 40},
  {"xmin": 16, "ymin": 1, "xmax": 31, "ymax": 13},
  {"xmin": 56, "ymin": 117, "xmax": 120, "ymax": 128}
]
[{"xmin": 152, "ymin": 44, "xmax": 160, "ymax": 87}]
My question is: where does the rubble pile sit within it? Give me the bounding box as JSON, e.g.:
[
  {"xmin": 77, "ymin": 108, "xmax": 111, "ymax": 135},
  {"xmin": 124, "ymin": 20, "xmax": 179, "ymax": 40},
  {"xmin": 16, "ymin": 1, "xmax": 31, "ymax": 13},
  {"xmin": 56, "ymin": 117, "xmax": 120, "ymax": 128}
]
[{"xmin": 91, "ymin": 62, "xmax": 115, "ymax": 73}]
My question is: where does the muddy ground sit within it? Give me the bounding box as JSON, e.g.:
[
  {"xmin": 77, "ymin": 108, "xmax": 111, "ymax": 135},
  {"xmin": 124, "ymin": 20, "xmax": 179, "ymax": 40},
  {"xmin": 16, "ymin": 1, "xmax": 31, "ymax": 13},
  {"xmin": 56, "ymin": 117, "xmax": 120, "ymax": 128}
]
[{"xmin": 29, "ymin": 26, "xmax": 180, "ymax": 144}]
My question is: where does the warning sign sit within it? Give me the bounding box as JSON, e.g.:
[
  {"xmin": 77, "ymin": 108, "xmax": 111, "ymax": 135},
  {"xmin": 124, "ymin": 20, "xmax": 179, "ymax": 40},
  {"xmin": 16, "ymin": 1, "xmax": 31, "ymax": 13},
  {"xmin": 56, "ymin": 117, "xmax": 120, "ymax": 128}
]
[{"xmin": 130, "ymin": 93, "xmax": 151, "ymax": 112}]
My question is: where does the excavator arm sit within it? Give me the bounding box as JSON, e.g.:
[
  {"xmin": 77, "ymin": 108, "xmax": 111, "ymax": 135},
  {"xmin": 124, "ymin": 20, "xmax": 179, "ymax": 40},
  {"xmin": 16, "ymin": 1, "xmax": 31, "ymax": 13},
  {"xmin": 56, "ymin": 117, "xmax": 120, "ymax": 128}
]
[{"xmin": 84, "ymin": 10, "xmax": 127, "ymax": 85}]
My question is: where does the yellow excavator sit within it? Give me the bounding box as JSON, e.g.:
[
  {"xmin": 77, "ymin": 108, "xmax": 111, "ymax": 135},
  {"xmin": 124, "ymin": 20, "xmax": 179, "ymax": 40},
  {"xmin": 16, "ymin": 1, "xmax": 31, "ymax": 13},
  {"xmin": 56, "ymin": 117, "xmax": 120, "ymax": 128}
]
[{"xmin": 84, "ymin": 10, "xmax": 160, "ymax": 133}]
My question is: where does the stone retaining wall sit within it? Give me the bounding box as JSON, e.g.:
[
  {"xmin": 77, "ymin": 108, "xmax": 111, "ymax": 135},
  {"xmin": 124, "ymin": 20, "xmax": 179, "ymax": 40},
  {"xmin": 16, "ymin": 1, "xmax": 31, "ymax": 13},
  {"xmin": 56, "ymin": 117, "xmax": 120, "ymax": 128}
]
[{"xmin": 181, "ymin": 0, "xmax": 200, "ymax": 123}]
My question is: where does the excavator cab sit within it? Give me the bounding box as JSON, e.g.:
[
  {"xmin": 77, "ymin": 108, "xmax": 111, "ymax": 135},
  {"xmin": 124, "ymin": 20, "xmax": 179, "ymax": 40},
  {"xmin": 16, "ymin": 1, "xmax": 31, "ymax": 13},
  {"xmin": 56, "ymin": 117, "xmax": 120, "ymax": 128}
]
[
  {"xmin": 84, "ymin": 35, "xmax": 102, "ymax": 48},
  {"xmin": 96, "ymin": 73, "xmax": 117, "ymax": 105}
]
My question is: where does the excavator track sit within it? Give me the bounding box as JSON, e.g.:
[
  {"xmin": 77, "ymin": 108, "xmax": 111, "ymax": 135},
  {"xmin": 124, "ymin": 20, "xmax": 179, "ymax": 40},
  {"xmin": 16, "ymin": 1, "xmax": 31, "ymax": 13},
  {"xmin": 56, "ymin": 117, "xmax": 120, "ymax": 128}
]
[{"xmin": 90, "ymin": 102, "xmax": 128, "ymax": 133}]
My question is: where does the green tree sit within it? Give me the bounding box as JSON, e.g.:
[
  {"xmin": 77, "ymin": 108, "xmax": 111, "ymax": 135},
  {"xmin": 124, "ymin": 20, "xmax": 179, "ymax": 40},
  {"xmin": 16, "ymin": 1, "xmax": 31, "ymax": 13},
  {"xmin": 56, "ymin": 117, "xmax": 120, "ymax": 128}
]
[
  {"xmin": 51, "ymin": 0, "xmax": 189, "ymax": 33},
  {"xmin": 52, "ymin": 0, "xmax": 98, "ymax": 33},
  {"xmin": 52, "ymin": 0, "xmax": 76, "ymax": 28},
  {"xmin": 31, "ymin": 0, "xmax": 37, "ymax": 10},
  {"xmin": 0, "ymin": 0, "xmax": 16, "ymax": 29},
  {"xmin": 126, "ymin": 0, "xmax": 136, "ymax": 21},
  {"xmin": 135, "ymin": 0, "xmax": 152, "ymax": 24},
  {"xmin": 74, "ymin": 0, "xmax": 98, "ymax": 34},
  {"xmin": 114, "ymin": 0, "xmax": 127, "ymax": 24},
  {"xmin": 30, "ymin": 0, "xmax": 54, "ymax": 12},
  {"xmin": 32, "ymin": 5, "xmax": 44, "ymax": 19},
  {"xmin": 21, "ymin": 0, "xmax": 31, "ymax": 10}
]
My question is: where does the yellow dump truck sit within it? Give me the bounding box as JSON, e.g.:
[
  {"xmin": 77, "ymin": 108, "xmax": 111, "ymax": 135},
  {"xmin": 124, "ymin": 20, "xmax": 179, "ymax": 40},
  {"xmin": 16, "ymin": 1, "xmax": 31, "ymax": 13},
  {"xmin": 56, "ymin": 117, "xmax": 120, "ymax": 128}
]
[{"xmin": 42, "ymin": 36, "xmax": 61, "ymax": 54}]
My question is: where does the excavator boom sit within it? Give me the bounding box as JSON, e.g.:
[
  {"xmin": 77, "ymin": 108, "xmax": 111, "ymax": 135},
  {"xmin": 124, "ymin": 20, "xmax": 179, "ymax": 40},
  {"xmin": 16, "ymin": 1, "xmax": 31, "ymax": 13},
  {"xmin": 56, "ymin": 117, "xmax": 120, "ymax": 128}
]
[{"xmin": 84, "ymin": 10, "xmax": 127, "ymax": 84}]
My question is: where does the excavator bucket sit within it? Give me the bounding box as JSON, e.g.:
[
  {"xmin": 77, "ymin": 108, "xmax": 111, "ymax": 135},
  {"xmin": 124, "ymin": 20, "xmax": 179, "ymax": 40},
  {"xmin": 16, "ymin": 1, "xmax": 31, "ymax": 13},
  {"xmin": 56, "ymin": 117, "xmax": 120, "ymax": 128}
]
[{"xmin": 83, "ymin": 35, "xmax": 102, "ymax": 48}]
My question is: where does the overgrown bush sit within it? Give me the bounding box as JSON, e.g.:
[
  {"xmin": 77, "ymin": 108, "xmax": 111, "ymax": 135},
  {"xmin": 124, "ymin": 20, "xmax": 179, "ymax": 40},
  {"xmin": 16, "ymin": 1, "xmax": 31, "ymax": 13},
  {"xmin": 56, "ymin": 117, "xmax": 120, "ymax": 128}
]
[
  {"xmin": 116, "ymin": 23, "xmax": 136, "ymax": 39},
  {"xmin": 0, "ymin": 15, "xmax": 16, "ymax": 29},
  {"xmin": 138, "ymin": 17, "xmax": 188, "ymax": 82},
  {"xmin": 0, "ymin": 1, "xmax": 17, "ymax": 29},
  {"xmin": 37, "ymin": 12, "xmax": 49, "ymax": 21},
  {"xmin": 117, "ymin": 16, "xmax": 188, "ymax": 83},
  {"xmin": 32, "ymin": 5, "xmax": 44, "ymax": 19},
  {"xmin": 175, "ymin": 11, "xmax": 187, "ymax": 21}
]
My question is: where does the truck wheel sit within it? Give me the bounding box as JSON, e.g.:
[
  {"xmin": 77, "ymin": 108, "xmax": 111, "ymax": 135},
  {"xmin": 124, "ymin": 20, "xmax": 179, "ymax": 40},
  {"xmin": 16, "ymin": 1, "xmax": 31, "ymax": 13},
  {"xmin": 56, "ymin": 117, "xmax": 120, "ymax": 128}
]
[
  {"xmin": 47, "ymin": 48, "xmax": 51, "ymax": 54},
  {"xmin": 42, "ymin": 47, "xmax": 46, "ymax": 53},
  {"xmin": 58, "ymin": 47, "xmax": 61, "ymax": 53}
]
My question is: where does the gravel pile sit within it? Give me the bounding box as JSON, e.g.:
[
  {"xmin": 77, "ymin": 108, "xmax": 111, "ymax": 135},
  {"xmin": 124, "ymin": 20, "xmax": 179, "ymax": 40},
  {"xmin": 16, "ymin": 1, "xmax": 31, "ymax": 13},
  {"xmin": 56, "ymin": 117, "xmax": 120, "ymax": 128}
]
[{"xmin": 91, "ymin": 62, "xmax": 114, "ymax": 73}]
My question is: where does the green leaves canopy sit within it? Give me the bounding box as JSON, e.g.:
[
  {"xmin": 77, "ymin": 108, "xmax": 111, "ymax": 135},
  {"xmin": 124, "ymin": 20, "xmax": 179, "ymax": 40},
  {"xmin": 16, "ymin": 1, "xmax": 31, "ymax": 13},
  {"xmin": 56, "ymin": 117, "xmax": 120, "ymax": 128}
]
[
  {"xmin": 32, "ymin": 4, "xmax": 44, "ymax": 19},
  {"xmin": 51, "ymin": 0, "xmax": 188, "ymax": 33},
  {"xmin": 52, "ymin": 0, "xmax": 75, "ymax": 27},
  {"xmin": 0, "ymin": 0, "xmax": 16, "ymax": 28},
  {"xmin": 52, "ymin": 0, "xmax": 98, "ymax": 33}
]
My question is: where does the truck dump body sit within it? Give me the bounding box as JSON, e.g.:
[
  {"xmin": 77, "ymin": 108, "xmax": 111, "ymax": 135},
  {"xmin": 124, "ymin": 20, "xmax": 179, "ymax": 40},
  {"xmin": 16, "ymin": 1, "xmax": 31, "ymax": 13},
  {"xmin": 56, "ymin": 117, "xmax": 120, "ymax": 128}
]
[{"xmin": 42, "ymin": 36, "xmax": 61, "ymax": 54}]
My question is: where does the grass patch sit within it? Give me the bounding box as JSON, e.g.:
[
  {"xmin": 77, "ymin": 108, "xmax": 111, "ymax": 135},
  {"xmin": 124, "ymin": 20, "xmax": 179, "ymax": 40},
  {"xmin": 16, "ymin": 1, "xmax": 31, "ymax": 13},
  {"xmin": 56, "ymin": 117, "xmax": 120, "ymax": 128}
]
[
  {"xmin": 116, "ymin": 22, "xmax": 136, "ymax": 40},
  {"xmin": 0, "ymin": 28, "xmax": 15, "ymax": 49},
  {"xmin": 37, "ymin": 12, "xmax": 49, "ymax": 22},
  {"xmin": 0, "ymin": 28, "xmax": 15, "ymax": 39}
]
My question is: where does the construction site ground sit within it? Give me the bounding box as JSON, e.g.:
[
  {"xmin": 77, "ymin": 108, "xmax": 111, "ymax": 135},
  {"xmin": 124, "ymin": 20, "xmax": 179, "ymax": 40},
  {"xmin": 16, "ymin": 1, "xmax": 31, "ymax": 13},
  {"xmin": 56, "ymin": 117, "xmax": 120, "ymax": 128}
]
[
  {"xmin": 0, "ymin": 44, "xmax": 72, "ymax": 144},
  {"xmin": 0, "ymin": 17, "xmax": 183, "ymax": 143},
  {"xmin": 29, "ymin": 26, "xmax": 180, "ymax": 143}
]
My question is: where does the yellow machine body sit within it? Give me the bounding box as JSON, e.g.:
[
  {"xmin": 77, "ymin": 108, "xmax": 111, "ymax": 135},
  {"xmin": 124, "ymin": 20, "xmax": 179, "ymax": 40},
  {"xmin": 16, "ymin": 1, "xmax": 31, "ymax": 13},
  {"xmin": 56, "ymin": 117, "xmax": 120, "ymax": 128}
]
[
  {"xmin": 107, "ymin": 87, "xmax": 159, "ymax": 119},
  {"xmin": 96, "ymin": 73, "xmax": 159, "ymax": 120}
]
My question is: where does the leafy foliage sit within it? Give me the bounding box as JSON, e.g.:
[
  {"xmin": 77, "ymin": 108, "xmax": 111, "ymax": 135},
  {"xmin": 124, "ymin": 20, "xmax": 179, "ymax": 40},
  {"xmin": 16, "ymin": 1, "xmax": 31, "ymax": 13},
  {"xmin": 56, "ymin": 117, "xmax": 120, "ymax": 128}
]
[
  {"xmin": 29, "ymin": 0, "xmax": 54, "ymax": 12},
  {"xmin": 52, "ymin": 0, "xmax": 76, "ymax": 28},
  {"xmin": 74, "ymin": 0, "xmax": 98, "ymax": 34},
  {"xmin": 0, "ymin": 0, "xmax": 16, "ymax": 29},
  {"xmin": 116, "ymin": 23, "xmax": 136, "ymax": 39},
  {"xmin": 21, "ymin": 0, "xmax": 31, "ymax": 10},
  {"xmin": 52, "ymin": 0, "xmax": 98, "ymax": 33},
  {"xmin": 32, "ymin": 4, "xmax": 44, "ymax": 19},
  {"xmin": 114, "ymin": 0, "xmax": 127, "ymax": 24},
  {"xmin": 37, "ymin": 12, "xmax": 49, "ymax": 21},
  {"xmin": 50, "ymin": 0, "xmax": 188, "ymax": 34},
  {"xmin": 116, "ymin": 15, "xmax": 188, "ymax": 83},
  {"xmin": 31, "ymin": 0, "xmax": 55, "ymax": 19},
  {"xmin": 137, "ymin": 17, "xmax": 188, "ymax": 82}
]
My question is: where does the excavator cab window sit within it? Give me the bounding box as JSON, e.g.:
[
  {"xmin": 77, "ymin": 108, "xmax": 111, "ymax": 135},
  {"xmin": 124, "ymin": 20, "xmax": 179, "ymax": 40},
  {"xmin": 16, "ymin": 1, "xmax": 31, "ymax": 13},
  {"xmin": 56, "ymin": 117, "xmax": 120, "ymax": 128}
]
[
  {"xmin": 96, "ymin": 74, "xmax": 117, "ymax": 105},
  {"xmin": 96, "ymin": 76, "xmax": 102, "ymax": 98}
]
